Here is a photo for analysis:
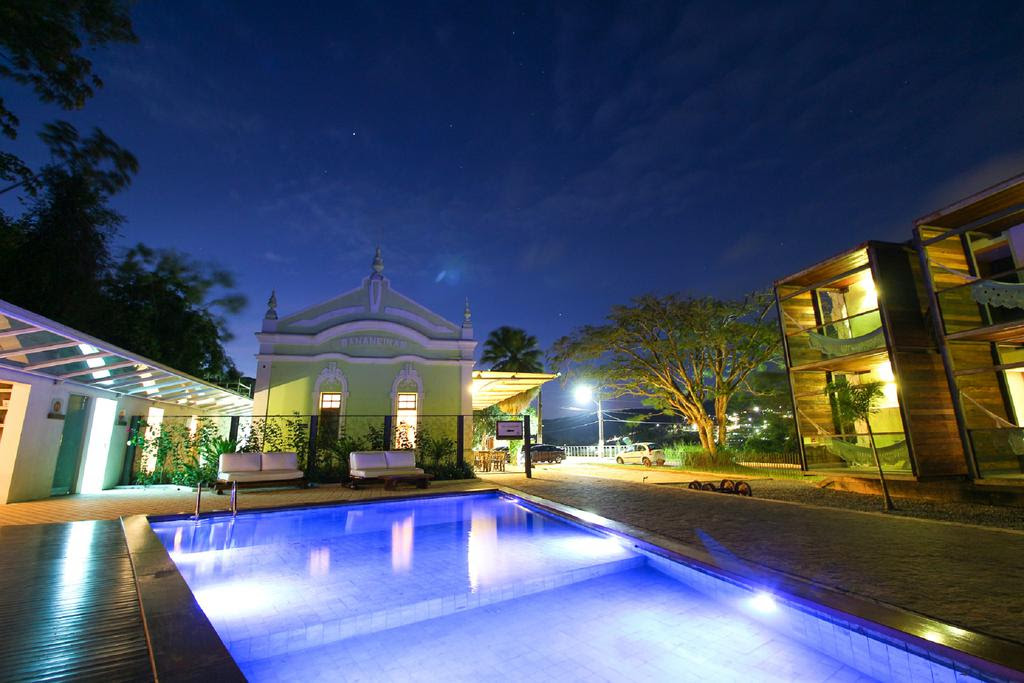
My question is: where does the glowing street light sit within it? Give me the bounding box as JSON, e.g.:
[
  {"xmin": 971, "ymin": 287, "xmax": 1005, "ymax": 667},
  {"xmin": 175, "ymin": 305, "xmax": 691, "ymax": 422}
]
[{"xmin": 574, "ymin": 385, "xmax": 604, "ymax": 457}]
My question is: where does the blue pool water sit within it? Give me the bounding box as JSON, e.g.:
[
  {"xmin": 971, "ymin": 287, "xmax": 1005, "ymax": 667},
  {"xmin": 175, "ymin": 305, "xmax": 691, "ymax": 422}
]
[{"xmin": 152, "ymin": 492, "xmax": 976, "ymax": 682}]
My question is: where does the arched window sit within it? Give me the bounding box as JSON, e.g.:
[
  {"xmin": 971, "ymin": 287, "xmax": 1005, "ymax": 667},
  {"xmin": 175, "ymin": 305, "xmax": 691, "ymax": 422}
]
[
  {"xmin": 391, "ymin": 363, "xmax": 423, "ymax": 449},
  {"xmin": 319, "ymin": 392, "xmax": 343, "ymax": 439},
  {"xmin": 313, "ymin": 363, "xmax": 348, "ymax": 439},
  {"xmin": 394, "ymin": 392, "xmax": 417, "ymax": 448}
]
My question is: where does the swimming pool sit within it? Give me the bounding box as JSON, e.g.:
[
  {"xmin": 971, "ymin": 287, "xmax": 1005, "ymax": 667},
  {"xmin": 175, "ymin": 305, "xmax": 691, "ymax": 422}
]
[{"xmin": 150, "ymin": 491, "xmax": 998, "ymax": 682}]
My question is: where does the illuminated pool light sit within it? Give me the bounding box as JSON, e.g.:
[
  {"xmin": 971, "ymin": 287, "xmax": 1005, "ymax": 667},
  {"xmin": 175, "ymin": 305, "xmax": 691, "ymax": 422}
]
[{"xmin": 749, "ymin": 591, "xmax": 777, "ymax": 614}]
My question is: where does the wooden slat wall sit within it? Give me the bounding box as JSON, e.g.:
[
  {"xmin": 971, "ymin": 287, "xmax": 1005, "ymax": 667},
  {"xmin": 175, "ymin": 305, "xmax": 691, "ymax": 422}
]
[
  {"xmin": 919, "ymin": 227, "xmax": 985, "ymax": 334},
  {"xmin": 791, "ymin": 372, "xmax": 833, "ymax": 436},
  {"xmin": 891, "ymin": 350, "xmax": 967, "ymax": 477},
  {"xmin": 871, "ymin": 243, "xmax": 969, "ymax": 477},
  {"xmin": 949, "ymin": 341, "xmax": 1010, "ymax": 429},
  {"xmin": 874, "ymin": 245, "xmax": 932, "ymax": 347},
  {"xmin": 779, "ymin": 290, "xmax": 818, "ymax": 367},
  {"xmin": 779, "ymin": 290, "xmax": 816, "ymax": 335}
]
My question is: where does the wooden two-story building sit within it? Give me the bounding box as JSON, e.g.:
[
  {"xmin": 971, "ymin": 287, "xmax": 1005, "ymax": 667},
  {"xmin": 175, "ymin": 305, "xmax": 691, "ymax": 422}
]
[{"xmin": 776, "ymin": 173, "xmax": 1024, "ymax": 482}]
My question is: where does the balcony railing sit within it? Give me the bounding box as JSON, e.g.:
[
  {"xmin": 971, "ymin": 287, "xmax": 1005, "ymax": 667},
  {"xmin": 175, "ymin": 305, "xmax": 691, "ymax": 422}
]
[
  {"xmin": 561, "ymin": 444, "xmax": 632, "ymax": 458},
  {"xmin": 968, "ymin": 427, "xmax": 1024, "ymax": 477},
  {"xmin": 935, "ymin": 265, "xmax": 1024, "ymax": 337},
  {"xmin": 801, "ymin": 431, "xmax": 911, "ymax": 472},
  {"xmin": 786, "ymin": 309, "xmax": 885, "ymax": 367}
]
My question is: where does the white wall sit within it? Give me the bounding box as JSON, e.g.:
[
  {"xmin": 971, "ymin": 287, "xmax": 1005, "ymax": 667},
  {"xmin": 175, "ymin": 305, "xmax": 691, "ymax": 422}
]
[{"xmin": 0, "ymin": 366, "xmax": 246, "ymax": 504}]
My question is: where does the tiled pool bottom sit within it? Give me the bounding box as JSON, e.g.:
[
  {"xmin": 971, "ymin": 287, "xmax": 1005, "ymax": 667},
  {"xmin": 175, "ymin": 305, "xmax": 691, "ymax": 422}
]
[
  {"xmin": 152, "ymin": 492, "xmax": 986, "ymax": 682},
  {"xmin": 243, "ymin": 566, "xmax": 869, "ymax": 683}
]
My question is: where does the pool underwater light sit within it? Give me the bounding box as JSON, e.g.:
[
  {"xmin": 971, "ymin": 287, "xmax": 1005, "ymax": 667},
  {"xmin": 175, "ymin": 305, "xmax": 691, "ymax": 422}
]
[{"xmin": 749, "ymin": 592, "xmax": 777, "ymax": 614}]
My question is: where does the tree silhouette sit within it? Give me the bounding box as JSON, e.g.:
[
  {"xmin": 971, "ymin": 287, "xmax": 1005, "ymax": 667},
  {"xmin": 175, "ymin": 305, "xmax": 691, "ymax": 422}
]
[{"xmin": 481, "ymin": 326, "xmax": 543, "ymax": 373}]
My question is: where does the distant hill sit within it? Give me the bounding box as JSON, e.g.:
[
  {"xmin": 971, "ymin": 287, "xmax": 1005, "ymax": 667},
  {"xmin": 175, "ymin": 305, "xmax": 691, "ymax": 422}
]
[{"xmin": 540, "ymin": 407, "xmax": 690, "ymax": 446}]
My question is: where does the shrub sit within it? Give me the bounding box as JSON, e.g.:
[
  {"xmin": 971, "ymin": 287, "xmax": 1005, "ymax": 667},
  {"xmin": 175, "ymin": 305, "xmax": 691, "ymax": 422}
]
[
  {"xmin": 423, "ymin": 460, "xmax": 475, "ymax": 481},
  {"xmin": 131, "ymin": 418, "xmax": 230, "ymax": 487},
  {"xmin": 415, "ymin": 430, "xmax": 456, "ymax": 464}
]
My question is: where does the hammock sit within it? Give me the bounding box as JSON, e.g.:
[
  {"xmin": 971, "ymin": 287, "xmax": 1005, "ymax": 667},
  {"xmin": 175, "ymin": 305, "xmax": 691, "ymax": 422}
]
[
  {"xmin": 806, "ymin": 326, "xmax": 884, "ymax": 357},
  {"xmin": 825, "ymin": 437, "xmax": 909, "ymax": 468},
  {"xmin": 971, "ymin": 280, "xmax": 1024, "ymax": 310}
]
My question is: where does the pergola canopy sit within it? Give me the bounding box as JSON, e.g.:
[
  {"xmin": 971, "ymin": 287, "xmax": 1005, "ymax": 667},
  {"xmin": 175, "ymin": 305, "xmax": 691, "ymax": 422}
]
[
  {"xmin": 471, "ymin": 370, "xmax": 558, "ymax": 411},
  {"xmin": 0, "ymin": 299, "xmax": 253, "ymax": 415}
]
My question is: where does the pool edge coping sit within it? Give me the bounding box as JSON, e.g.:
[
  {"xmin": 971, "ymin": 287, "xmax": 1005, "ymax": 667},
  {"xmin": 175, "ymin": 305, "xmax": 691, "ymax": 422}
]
[
  {"xmin": 126, "ymin": 485, "xmax": 1024, "ymax": 681},
  {"xmin": 121, "ymin": 514, "xmax": 246, "ymax": 682}
]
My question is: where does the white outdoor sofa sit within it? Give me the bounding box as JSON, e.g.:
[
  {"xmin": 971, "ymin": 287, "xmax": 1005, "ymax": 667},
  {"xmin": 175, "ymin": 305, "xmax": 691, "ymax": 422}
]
[
  {"xmin": 214, "ymin": 452, "xmax": 307, "ymax": 493},
  {"xmin": 348, "ymin": 450, "xmax": 432, "ymax": 490}
]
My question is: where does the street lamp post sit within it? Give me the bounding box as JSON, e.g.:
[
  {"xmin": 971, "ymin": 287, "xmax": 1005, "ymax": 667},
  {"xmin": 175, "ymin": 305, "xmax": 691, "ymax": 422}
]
[{"xmin": 574, "ymin": 385, "xmax": 604, "ymax": 457}]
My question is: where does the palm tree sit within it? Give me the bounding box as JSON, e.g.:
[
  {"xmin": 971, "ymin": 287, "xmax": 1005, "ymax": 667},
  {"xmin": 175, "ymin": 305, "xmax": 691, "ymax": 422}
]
[
  {"xmin": 824, "ymin": 376, "xmax": 895, "ymax": 511},
  {"xmin": 480, "ymin": 326, "xmax": 544, "ymax": 438},
  {"xmin": 480, "ymin": 326, "xmax": 543, "ymax": 372}
]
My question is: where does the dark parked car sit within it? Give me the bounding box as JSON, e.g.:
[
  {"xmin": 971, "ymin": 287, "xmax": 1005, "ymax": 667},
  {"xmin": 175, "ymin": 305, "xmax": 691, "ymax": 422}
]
[{"xmin": 526, "ymin": 444, "xmax": 566, "ymax": 464}]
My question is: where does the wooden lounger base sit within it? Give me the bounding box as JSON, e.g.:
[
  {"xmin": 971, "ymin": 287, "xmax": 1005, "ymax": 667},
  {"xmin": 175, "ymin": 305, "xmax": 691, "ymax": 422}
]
[
  {"xmin": 214, "ymin": 478, "xmax": 309, "ymax": 494},
  {"xmin": 348, "ymin": 474, "xmax": 433, "ymax": 490}
]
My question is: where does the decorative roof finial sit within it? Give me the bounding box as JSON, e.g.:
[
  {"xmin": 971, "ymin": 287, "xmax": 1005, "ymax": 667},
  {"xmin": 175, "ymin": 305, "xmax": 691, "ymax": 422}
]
[
  {"xmin": 371, "ymin": 246, "xmax": 384, "ymax": 277},
  {"xmin": 463, "ymin": 297, "xmax": 472, "ymax": 326},
  {"xmin": 265, "ymin": 290, "xmax": 278, "ymax": 320}
]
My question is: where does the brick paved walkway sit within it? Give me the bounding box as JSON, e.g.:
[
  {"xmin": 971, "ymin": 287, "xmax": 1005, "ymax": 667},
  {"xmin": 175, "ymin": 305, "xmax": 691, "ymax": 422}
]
[{"xmin": 483, "ymin": 467, "xmax": 1024, "ymax": 646}]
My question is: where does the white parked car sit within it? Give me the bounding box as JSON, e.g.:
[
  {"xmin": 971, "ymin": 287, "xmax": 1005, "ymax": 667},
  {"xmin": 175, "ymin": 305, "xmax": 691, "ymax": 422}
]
[{"xmin": 615, "ymin": 443, "xmax": 666, "ymax": 466}]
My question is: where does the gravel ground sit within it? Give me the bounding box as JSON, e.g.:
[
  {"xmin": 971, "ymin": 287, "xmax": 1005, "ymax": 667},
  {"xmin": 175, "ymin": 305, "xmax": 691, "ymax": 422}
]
[{"xmin": 677, "ymin": 478, "xmax": 1024, "ymax": 531}]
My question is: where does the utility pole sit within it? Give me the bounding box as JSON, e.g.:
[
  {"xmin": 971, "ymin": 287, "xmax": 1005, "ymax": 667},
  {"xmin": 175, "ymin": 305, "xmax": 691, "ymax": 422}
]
[{"xmin": 536, "ymin": 389, "xmax": 543, "ymax": 443}]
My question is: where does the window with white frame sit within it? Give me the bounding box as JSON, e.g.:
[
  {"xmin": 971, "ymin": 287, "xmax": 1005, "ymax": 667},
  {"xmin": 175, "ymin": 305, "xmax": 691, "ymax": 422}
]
[
  {"xmin": 319, "ymin": 392, "xmax": 343, "ymax": 437},
  {"xmin": 395, "ymin": 392, "xmax": 418, "ymax": 448}
]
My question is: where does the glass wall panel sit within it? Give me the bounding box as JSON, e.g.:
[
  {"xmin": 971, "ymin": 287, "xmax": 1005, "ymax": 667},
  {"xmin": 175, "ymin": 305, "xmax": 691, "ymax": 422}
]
[
  {"xmin": 786, "ymin": 309, "xmax": 885, "ymax": 367},
  {"xmin": 792, "ymin": 364, "xmax": 909, "ymax": 473}
]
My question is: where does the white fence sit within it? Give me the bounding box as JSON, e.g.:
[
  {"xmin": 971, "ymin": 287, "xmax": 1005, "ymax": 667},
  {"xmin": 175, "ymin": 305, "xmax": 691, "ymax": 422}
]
[{"xmin": 559, "ymin": 444, "xmax": 632, "ymax": 458}]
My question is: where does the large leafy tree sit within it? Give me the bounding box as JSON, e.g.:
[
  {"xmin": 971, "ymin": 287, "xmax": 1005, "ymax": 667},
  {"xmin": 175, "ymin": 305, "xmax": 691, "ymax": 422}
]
[
  {"xmin": 0, "ymin": 1, "xmax": 243, "ymax": 384},
  {"xmin": 105, "ymin": 245, "xmax": 245, "ymax": 381},
  {"xmin": 480, "ymin": 326, "xmax": 543, "ymax": 372},
  {"xmin": 0, "ymin": 123, "xmax": 138, "ymax": 330},
  {"xmin": 551, "ymin": 292, "xmax": 779, "ymax": 454},
  {"xmin": 0, "ymin": 129, "xmax": 244, "ymax": 383},
  {"xmin": 0, "ymin": 0, "xmax": 137, "ymax": 193}
]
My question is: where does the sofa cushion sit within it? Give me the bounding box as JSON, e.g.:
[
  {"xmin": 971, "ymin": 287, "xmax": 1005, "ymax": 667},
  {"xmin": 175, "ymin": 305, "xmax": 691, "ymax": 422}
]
[
  {"xmin": 350, "ymin": 451, "xmax": 388, "ymax": 470},
  {"xmin": 219, "ymin": 452, "xmax": 261, "ymax": 473},
  {"xmin": 262, "ymin": 451, "xmax": 298, "ymax": 471},
  {"xmin": 350, "ymin": 466, "xmax": 424, "ymax": 478},
  {"xmin": 385, "ymin": 450, "xmax": 416, "ymax": 469},
  {"xmin": 218, "ymin": 469, "xmax": 303, "ymax": 483}
]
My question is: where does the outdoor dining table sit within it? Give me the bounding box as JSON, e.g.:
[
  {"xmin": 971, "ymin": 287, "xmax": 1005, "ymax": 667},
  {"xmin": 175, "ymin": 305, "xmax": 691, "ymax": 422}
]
[{"xmin": 473, "ymin": 451, "xmax": 506, "ymax": 472}]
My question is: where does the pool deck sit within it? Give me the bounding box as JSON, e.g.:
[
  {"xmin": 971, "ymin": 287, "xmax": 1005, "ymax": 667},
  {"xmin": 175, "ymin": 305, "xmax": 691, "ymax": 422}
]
[
  {"xmin": 0, "ymin": 520, "xmax": 154, "ymax": 682},
  {"xmin": 1, "ymin": 467, "xmax": 1022, "ymax": 679}
]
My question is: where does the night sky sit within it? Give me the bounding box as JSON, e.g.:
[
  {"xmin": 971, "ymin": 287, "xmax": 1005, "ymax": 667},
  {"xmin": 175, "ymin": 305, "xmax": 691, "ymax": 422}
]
[{"xmin": 5, "ymin": 2, "xmax": 1024, "ymax": 416}]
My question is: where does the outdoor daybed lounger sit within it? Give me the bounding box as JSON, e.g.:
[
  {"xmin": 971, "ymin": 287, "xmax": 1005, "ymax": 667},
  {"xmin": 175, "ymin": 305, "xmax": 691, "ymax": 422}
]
[
  {"xmin": 214, "ymin": 452, "xmax": 308, "ymax": 493},
  {"xmin": 348, "ymin": 450, "xmax": 432, "ymax": 489}
]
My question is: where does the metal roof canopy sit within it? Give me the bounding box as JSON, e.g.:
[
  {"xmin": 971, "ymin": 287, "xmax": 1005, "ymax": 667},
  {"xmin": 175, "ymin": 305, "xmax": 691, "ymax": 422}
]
[
  {"xmin": 0, "ymin": 299, "xmax": 253, "ymax": 416},
  {"xmin": 470, "ymin": 370, "xmax": 559, "ymax": 411}
]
